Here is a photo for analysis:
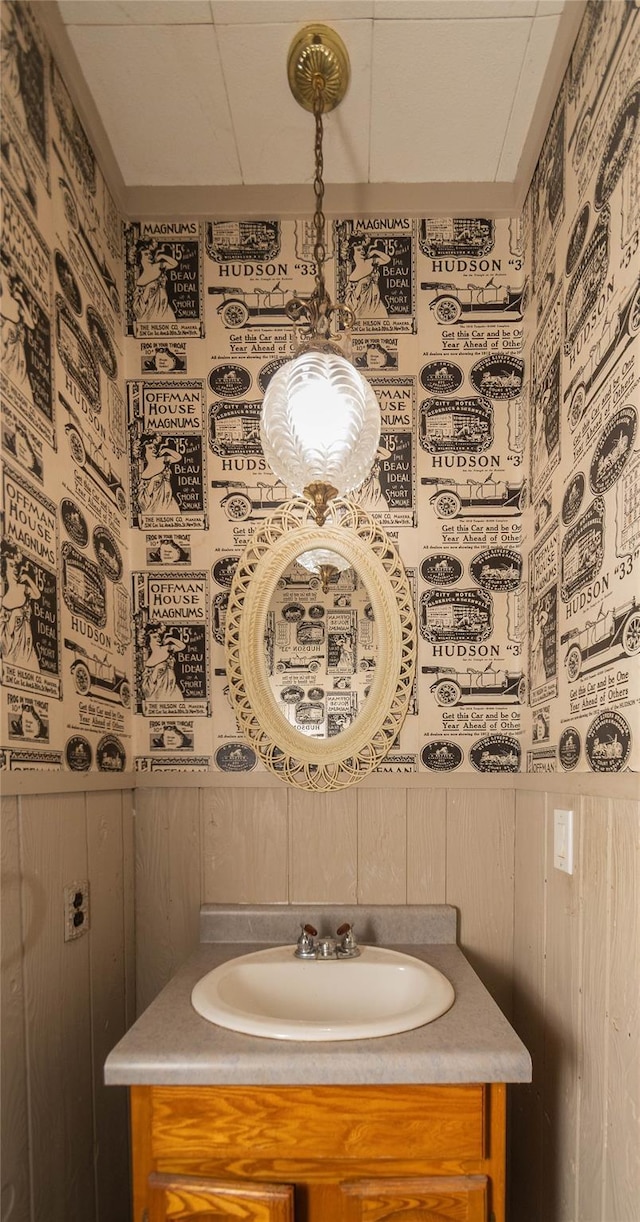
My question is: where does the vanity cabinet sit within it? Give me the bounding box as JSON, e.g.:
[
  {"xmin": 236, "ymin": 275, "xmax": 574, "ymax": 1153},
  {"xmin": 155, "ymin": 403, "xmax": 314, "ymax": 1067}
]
[{"xmin": 132, "ymin": 1082, "xmax": 505, "ymax": 1222}]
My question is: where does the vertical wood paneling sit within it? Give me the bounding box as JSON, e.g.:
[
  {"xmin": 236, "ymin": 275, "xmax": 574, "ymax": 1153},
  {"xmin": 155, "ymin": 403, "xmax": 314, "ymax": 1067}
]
[
  {"xmin": 122, "ymin": 788, "xmax": 136, "ymax": 1029},
  {"xmin": 20, "ymin": 792, "xmax": 95, "ymax": 1222},
  {"xmin": 576, "ymin": 796, "xmax": 610, "ymax": 1220},
  {"xmin": 406, "ymin": 789, "xmax": 446, "ymax": 903},
  {"xmin": 0, "ymin": 795, "xmax": 30, "ymax": 1222},
  {"xmin": 86, "ymin": 791, "xmax": 131, "ymax": 1222},
  {"xmin": 541, "ymin": 790, "xmax": 582, "ymax": 1222},
  {"xmin": 201, "ymin": 788, "xmax": 288, "ymax": 904},
  {"xmin": 357, "ymin": 789, "xmax": 406, "ymax": 904},
  {"xmin": 605, "ymin": 798, "xmax": 640, "ymax": 1222},
  {"xmin": 445, "ymin": 788, "xmax": 515, "ymax": 1017},
  {"xmin": 7, "ymin": 777, "xmax": 637, "ymax": 1222},
  {"xmin": 135, "ymin": 788, "xmax": 201, "ymax": 1015},
  {"xmin": 510, "ymin": 789, "xmax": 546, "ymax": 1222},
  {"xmin": 289, "ymin": 790, "xmax": 357, "ymax": 903}
]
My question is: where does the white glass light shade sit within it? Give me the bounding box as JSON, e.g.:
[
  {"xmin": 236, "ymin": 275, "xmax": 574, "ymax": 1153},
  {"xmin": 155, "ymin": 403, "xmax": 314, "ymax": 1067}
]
[
  {"xmin": 297, "ymin": 549, "xmax": 352, "ymax": 575},
  {"xmin": 260, "ymin": 350, "xmax": 381, "ymax": 496}
]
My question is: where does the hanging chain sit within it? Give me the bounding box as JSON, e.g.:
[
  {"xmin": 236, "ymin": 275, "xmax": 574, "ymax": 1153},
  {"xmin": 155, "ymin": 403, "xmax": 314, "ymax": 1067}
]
[
  {"xmin": 285, "ymin": 63, "xmax": 355, "ymax": 342},
  {"xmin": 312, "ymin": 76, "xmax": 329, "ymax": 319}
]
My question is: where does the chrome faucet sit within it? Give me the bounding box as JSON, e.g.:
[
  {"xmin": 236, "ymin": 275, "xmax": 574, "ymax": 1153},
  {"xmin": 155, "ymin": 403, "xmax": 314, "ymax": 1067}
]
[
  {"xmin": 294, "ymin": 923, "xmax": 318, "ymax": 958},
  {"xmin": 294, "ymin": 922, "xmax": 361, "ymax": 959}
]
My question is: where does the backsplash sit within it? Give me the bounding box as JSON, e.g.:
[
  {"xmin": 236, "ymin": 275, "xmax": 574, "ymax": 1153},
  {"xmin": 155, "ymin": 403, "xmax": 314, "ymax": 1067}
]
[{"xmin": 1, "ymin": 0, "xmax": 638, "ymax": 777}]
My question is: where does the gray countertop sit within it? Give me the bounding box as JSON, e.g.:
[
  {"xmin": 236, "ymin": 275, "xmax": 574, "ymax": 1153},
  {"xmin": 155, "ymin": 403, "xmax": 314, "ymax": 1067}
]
[{"xmin": 105, "ymin": 905, "xmax": 531, "ymax": 1087}]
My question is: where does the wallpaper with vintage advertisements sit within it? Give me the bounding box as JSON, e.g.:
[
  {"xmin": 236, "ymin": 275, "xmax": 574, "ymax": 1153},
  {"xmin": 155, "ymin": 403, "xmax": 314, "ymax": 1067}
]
[
  {"xmin": 1, "ymin": 0, "xmax": 130, "ymax": 775},
  {"xmin": 523, "ymin": 0, "xmax": 639, "ymax": 776},
  {"xmin": 0, "ymin": 0, "xmax": 638, "ymax": 779}
]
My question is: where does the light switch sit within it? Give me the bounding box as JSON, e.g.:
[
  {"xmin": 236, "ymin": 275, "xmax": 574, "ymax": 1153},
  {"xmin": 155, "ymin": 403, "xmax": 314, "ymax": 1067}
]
[{"xmin": 553, "ymin": 808, "xmax": 574, "ymax": 874}]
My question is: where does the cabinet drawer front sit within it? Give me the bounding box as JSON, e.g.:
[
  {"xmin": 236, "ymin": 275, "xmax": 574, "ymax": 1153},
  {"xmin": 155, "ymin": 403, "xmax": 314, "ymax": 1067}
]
[
  {"xmin": 148, "ymin": 1172, "xmax": 294, "ymax": 1221},
  {"xmin": 340, "ymin": 1175, "xmax": 488, "ymax": 1221},
  {"xmin": 151, "ymin": 1085, "xmax": 485, "ymax": 1164}
]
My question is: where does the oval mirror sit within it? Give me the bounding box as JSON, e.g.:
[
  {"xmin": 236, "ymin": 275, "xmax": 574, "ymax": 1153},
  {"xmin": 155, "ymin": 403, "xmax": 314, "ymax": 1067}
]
[
  {"xmin": 266, "ymin": 550, "xmax": 377, "ymax": 741},
  {"xmin": 225, "ymin": 498, "xmax": 416, "ymax": 791}
]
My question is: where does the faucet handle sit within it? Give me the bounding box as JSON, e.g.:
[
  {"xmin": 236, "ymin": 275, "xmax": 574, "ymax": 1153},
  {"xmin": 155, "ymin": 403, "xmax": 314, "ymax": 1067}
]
[
  {"xmin": 336, "ymin": 922, "xmax": 360, "ymax": 957},
  {"xmin": 294, "ymin": 923, "xmax": 318, "ymax": 958}
]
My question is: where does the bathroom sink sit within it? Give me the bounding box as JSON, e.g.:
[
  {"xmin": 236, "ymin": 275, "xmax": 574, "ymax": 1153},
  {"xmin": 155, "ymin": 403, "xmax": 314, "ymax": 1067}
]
[{"xmin": 191, "ymin": 945, "xmax": 455, "ymax": 1041}]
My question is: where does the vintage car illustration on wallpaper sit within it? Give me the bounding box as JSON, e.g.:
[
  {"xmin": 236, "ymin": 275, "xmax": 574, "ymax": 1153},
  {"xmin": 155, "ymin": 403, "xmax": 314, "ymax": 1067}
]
[
  {"xmin": 275, "ymin": 657, "xmax": 323, "ymax": 675},
  {"xmin": 359, "ymin": 656, "xmax": 378, "ymax": 675},
  {"xmin": 208, "ymin": 284, "xmax": 302, "ymax": 328},
  {"xmin": 563, "ymin": 275, "xmax": 640, "ymax": 427},
  {"xmin": 420, "ymin": 279, "xmax": 527, "ymax": 323},
  {"xmin": 561, "ymin": 599, "xmax": 640, "ymax": 680},
  {"xmin": 211, "ymin": 478, "xmax": 289, "ymax": 521},
  {"xmin": 421, "ymin": 476, "xmax": 526, "ymax": 518},
  {"xmin": 55, "ymin": 156, "xmax": 121, "ymax": 316},
  {"xmin": 277, "ymin": 570, "xmax": 321, "ymax": 592},
  {"xmin": 63, "ymin": 401, "xmax": 127, "ymax": 514},
  {"xmin": 64, "ymin": 638, "xmax": 131, "ymax": 706},
  {"xmin": 422, "ymin": 665, "xmax": 526, "ymax": 706}
]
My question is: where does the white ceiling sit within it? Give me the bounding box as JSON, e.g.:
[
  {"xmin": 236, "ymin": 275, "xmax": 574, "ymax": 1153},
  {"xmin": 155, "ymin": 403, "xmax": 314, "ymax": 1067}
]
[{"xmin": 56, "ymin": 0, "xmax": 571, "ymax": 190}]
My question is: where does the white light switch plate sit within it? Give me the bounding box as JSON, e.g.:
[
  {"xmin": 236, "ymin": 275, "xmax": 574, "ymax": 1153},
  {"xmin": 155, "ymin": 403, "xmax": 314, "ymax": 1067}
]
[{"xmin": 553, "ymin": 809, "xmax": 574, "ymax": 874}]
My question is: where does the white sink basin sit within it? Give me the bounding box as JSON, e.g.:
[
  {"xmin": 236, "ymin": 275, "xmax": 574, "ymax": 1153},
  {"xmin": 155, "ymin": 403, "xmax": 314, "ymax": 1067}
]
[{"xmin": 191, "ymin": 945, "xmax": 455, "ymax": 1041}]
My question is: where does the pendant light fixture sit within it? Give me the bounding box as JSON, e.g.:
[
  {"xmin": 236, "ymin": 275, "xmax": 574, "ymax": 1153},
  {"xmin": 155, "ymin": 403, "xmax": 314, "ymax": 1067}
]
[{"xmin": 259, "ymin": 26, "xmax": 382, "ymax": 526}]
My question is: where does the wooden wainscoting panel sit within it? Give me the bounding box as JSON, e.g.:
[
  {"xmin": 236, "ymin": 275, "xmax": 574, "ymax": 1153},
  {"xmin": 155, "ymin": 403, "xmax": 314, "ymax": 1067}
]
[
  {"xmin": 201, "ymin": 788, "xmax": 288, "ymax": 903},
  {"xmin": 605, "ymin": 798, "xmax": 640, "ymax": 1222},
  {"xmin": 510, "ymin": 789, "xmax": 546, "ymax": 1222},
  {"xmin": 289, "ymin": 790, "xmax": 358, "ymax": 903},
  {"xmin": 576, "ymin": 795, "xmax": 610, "ymax": 1220},
  {"xmin": 122, "ymin": 787, "xmax": 136, "ymax": 1027},
  {"xmin": 0, "ymin": 795, "xmax": 30, "ymax": 1222},
  {"xmin": 445, "ymin": 789, "xmax": 515, "ymax": 1018},
  {"xmin": 136, "ymin": 788, "xmax": 201, "ymax": 1014},
  {"xmin": 357, "ymin": 789, "xmax": 406, "ymax": 904},
  {"xmin": 87, "ymin": 790, "xmax": 131, "ymax": 1222},
  {"xmin": 406, "ymin": 788, "xmax": 446, "ymax": 903},
  {"xmin": 20, "ymin": 792, "xmax": 95, "ymax": 1222},
  {"xmin": 541, "ymin": 790, "xmax": 582, "ymax": 1222}
]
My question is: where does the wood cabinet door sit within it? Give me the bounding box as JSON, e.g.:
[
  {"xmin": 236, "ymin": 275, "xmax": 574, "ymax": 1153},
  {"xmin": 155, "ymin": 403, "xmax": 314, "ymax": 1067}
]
[
  {"xmin": 340, "ymin": 1175, "xmax": 488, "ymax": 1222},
  {"xmin": 148, "ymin": 1172, "xmax": 294, "ymax": 1222}
]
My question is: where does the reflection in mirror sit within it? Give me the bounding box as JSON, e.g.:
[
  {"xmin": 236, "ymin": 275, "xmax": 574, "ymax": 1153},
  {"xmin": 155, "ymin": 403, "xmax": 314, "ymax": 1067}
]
[
  {"xmin": 225, "ymin": 497, "xmax": 416, "ymax": 791},
  {"xmin": 297, "ymin": 548, "xmax": 352, "ymax": 591},
  {"xmin": 266, "ymin": 555, "xmax": 378, "ymax": 741}
]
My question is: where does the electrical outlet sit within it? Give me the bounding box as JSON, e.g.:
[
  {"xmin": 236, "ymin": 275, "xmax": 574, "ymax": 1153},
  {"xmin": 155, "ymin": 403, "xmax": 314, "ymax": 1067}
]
[
  {"xmin": 553, "ymin": 809, "xmax": 574, "ymax": 874},
  {"xmin": 63, "ymin": 880, "xmax": 90, "ymax": 941}
]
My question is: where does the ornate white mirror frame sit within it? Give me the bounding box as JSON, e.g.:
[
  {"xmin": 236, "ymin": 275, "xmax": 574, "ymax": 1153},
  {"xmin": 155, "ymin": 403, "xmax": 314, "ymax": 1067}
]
[{"xmin": 225, "ymin": 498, "xmax": 416, "ymax": 791}]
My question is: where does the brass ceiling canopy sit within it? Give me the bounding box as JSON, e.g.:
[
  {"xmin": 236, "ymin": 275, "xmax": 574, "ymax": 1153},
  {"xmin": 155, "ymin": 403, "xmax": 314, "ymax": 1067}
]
[{"xmin": 287, "ymin": 25, "xmax": 350, "ymax": 113}]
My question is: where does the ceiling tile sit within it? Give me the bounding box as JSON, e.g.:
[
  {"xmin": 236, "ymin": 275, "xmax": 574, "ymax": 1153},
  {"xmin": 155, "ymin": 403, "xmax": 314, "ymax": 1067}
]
[
  {"xmin": 65, "ymin": 25, "xmax": 241, "ymax": 185},
  {"xmin": 57, "ymin": 0, "xmax": 571, "ymax": 190},
  {"xmin": 373, "ymin": 1, "xmax": 539, "ymax": 17},
  {"xmin": 497, "ymin": 11, "xmax": 560, "ymax": 179},
  {"xmin": 370, "ymin": 17, "xmax": 532, "ymax": 182},
  {"xmin": 58, "ymin": 1, "xmax": 214, "ymax": 24},
  {"xmin": 211, "ymin": 2, "xmax": 374, "ymax": 21},
  {"xmin": 216, "ymin": 19, "xmax": 372, "ymax": 184}
]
